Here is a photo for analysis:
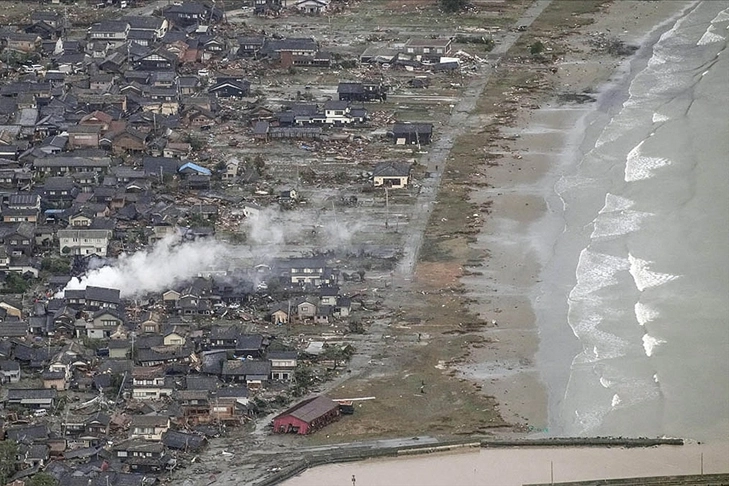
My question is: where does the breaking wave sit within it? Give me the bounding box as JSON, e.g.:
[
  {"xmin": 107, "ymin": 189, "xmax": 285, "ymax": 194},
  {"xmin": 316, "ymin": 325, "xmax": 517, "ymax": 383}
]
[
  {"xmin": 628, "ymin": 254, "xmax": 680, "ymax": 291},
  {"xmin": 625, "ymin": 140, "xmax": 671, "ymax": 182}
]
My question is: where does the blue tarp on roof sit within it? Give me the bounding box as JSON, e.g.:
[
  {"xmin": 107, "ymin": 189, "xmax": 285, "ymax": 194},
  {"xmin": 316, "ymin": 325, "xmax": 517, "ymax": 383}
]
[{"xmin": 179, "ymin": 162, "xmax": 211, "ymax": 176}]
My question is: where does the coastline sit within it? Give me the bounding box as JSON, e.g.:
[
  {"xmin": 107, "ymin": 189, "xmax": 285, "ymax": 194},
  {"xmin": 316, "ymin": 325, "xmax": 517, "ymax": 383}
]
[{"xmin": 459, "ymin": 0, "xmax": 696, "ymax": 434}]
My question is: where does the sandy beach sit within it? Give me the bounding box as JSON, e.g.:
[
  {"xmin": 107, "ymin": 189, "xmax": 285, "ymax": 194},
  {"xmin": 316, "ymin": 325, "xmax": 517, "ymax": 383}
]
[{"xmin": 458, "ymin": 0, "xmax": 706, "ymax": 436}]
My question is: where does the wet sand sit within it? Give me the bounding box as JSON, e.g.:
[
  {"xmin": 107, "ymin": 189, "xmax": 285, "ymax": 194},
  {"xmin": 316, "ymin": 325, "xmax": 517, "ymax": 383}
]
[{"xmin": 458, "ymin": 0, "xmax": 697, "ymax": 434}]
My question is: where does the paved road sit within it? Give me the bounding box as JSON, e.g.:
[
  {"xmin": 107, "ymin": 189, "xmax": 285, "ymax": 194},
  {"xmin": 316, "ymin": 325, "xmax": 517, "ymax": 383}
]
[{"xmin": 395, "ymin": 0, "xmax": 553, "ymax": 280}]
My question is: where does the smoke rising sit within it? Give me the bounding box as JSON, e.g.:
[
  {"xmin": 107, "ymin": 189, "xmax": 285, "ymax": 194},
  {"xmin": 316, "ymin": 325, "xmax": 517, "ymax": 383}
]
[
  {"xmin": 63, "ymin": 236, "xmax": 231, "ymax": 299},
  {"xmin": 62, "ymin": 207, "xmax": 365, "ymax": 299}
]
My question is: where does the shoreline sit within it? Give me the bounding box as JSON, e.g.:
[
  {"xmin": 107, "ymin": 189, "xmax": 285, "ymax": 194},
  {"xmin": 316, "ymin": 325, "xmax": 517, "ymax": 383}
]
[{"xmin": 461, "ymin": 0, "xmax": 698, "ymax": 436}]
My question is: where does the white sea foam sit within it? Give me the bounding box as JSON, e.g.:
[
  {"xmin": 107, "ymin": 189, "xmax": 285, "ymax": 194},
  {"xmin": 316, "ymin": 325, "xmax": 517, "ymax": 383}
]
[
  {"xmin": 570, "ymin": 250, "xmax": 630, "ymax": 299},
  {"xmin": 635, "ymin": 302, "xmax": 659, "ymax": 326},
  {"xmin": 711, "ymin": 8, "xmax": 729, "ymax": 23},
  {"xmin": 647, "ymin": 52, "xmax": 667, "ymax": 68},
  {"xmin": 698, "ymin": 25, "xmax": 725, "ymax": 45},
  {"xmin": 598, "ymin": 193, "xmax": 634, "ymax": 214},
  {"xmin": 653, "ymin": 374, "xmax": 659, "ymax": 384},
  {"xmin": 573, "ymin": 408, "xmax": 609, "ymax": 435},
  {"xmin": 600, "ymin": 377, "xmax": 613, "ymax": 388},
  {"xmin": 625, "ymin": 140, "xmax": 672, "ymax": 182},
  {"xmin": 611, "ymin": 394, "xmax": 622, "ymax": 407},
  {"xmin": 642, "ymin": 334, "xmax": 666, "ymax": 357},
  {"xmin": 569, "ymin": 311, "xmax": 630, "ymax": 361},
  {"xmin": 591, "ymin": 210, "xmax": 652, "ymax": 239},
  {"xmin": 628, "ymin": 254, "xmax": 679, "ymax": 291},
  {"xmin": 652, "ymin": 112, "xmax": 670, "ymax": 123},
  {"xmin": 554, "ymin": 174, "xmax": 596, "ymax": 196}
]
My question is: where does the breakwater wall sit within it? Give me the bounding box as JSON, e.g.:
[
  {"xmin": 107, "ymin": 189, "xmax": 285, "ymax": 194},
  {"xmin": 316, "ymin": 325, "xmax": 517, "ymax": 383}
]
[
  {"xmin": 253, "ymin": 437, "xmax": 686, "ymax": 486},
  {"xmin": 526, "ymin": 473, "xmax": 729, "ymax": 485}
]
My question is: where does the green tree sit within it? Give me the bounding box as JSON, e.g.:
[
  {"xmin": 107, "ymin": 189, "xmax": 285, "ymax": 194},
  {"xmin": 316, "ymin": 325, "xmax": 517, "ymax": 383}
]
[
  {"xmin": 27, "ymin": 472, "xmax": 58, "ymax": 486},
  {"xmin": 293, "ymin": 365, "xmax": 315, "ymax": 396},
  {"xmin": 41, "ymin": 257, "xmax": 71, "ymax": 274},
  {"xmin": 0, "ymin": 440, "xmax": 18, "ymax": 484},
  {"xmin": 530, "ymin": 41, "xmax": 545, "ymax": 57},
  {"xmin": 439, "ymin": 0, "xmax": 467, "ymax": 13},
  {"xmin": 3, "ymin": 272, "xmax": 31, "ymax": 294}
]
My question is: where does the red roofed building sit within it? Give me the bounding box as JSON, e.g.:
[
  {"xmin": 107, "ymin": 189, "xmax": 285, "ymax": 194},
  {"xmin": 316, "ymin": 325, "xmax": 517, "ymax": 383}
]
[{"xmin": 272, "ymin": 395, "xmax": 340, "ymax": 435}]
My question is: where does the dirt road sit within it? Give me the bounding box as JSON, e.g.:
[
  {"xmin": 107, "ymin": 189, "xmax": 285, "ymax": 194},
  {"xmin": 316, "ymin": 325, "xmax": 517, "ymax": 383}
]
[{"xmin": 395, "ymin": 0, "xmax": 552, "ymax": 280}]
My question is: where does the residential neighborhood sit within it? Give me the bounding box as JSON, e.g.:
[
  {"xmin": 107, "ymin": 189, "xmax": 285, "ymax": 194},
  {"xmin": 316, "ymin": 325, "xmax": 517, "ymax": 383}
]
[{"xmin": 0, "ymin": 0, "xmax": 498, "ymax": 484}]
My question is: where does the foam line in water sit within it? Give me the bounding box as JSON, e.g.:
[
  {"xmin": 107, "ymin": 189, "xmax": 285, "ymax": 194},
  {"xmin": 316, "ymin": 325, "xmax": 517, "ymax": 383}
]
[
  {"xmin": 570, "ymin": 250, "xmax": 630, "ymax": 299},
  {"xmin": 698, "ymin": 25, "xmax": 725, "ymax": 45},
  {"xmin": 625, "ymin": 140, "xmax": 671, "ymax": 182},
  {"xmin": 652, "ymin": 112, "xmax": 670, "ymax": 123},
  {"xmin": 635, "ymin": 302, "xmax": 659, "ymax": 326},
  {"xmin": 611, "ymin": 394, "xmax": 622, "ymax": 407},
  {"xmin": 591, "ymin": 210, "xmax": 652, "ymax": 239},
  {"xmin": 628, "ymin": 253, "xmax": 679, "ymax": 291},
  {"xmin": 599, "ymin": 193, "xmax": 635, "ymax": 214},
  {"xmin": 642, "ymin": 334, "xmax": 666, "ymax": 357},
  {"xmin": 711, "ymin": 8, "xmax": 729, "ymax": 23}
]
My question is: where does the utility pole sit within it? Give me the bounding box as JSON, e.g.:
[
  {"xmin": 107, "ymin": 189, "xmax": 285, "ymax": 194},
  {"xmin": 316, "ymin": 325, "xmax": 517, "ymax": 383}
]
[{"xmin": 385, "ymin": 187, "xmax": 389, "ymax": 229}]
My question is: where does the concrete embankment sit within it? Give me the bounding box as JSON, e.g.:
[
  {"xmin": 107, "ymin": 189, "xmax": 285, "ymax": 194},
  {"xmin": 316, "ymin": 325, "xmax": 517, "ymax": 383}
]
[
  {"xmin": 526, "ymin": 473, "xmax": 729, "ymax": 486},
  {"xmin": 253, "ymin": 437, "xmax": 686, "ymax": 486}
]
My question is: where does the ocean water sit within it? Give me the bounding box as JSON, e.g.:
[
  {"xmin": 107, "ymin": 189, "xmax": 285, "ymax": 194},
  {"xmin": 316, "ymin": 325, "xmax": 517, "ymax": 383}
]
[{"xmin": 544, "ymin": 1, "xmax": 729, "ymax": 440}]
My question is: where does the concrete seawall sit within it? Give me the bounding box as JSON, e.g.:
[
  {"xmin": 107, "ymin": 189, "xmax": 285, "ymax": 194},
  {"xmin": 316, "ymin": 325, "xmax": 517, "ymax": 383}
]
[
  {"xmin": 526, "ymin": 473, "xmax": 729, "ymax": 486},
  {"xmin": 253, "ymin": 437, "xmax": 686, "ymax": 486}
]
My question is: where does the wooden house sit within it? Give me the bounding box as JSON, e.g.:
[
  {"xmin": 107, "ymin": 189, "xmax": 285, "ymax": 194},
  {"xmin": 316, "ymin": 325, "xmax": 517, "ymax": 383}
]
[{"xmin": 272, "ymin": 395, "xmax": 340, "ymax": 435}]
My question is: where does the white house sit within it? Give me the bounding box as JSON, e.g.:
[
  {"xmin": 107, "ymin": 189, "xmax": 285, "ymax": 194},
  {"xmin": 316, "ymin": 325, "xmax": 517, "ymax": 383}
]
[
  {"xmin": 132, "ymin": 368, "xmax": 173, "ymax": 401},
  {"xmin": 58, "ymin": 228, "xmax": 112, "ymax": 257},
  {"xmin": 292, "ymin": 0, "xmax": 330, "ymax": 14},
  {"xmin": 268, "ymin": 350, "xmax": 297, "ymax": 381},
  {"xmin": 372, "ymin": 162, "xmax": 411, "ymax": 189},
  {"xmin": 130, "ymin": 415, "xmax": 170, "ymax": 441}
]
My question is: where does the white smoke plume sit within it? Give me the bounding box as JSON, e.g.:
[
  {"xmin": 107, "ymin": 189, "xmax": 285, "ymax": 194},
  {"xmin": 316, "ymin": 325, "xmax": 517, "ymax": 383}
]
[
  {"xmin": 241, "ymin": 207, "xmax": 363, "ymax": 251},
  {"xmin": 63, "ymin": 206, "xmax": 365, "ymax": 299},
  {"xmin": 63, "ymin": 236, "xmax": 231, "ymax": 299}
]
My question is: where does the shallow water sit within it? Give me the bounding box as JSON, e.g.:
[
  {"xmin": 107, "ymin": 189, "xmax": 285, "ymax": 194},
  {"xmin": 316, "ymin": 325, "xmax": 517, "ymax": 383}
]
[{"xmin": 538, "ymin": 0, "xmax": 729, "ymax": 440}]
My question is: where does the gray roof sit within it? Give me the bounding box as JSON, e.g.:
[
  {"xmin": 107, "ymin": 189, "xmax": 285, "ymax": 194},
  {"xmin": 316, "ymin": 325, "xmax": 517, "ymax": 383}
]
[
  {"xmin": 373, "ymin": 161, "xmax": 411, "ymax": 177},
  {"xmin": 267, "ymin": 350, "xmax": 298, "ymax": 360},
  {"xmin": 0, "ymin": 322, "xmax": 27, "ymax": 338},
  {"xmin": 392, "ymin": 122, "xmax": 433, "ymax": 135},
  {"xmin": 8, "ymin": 193, "xmax": 38, "ymax": 207},
  {"xmin": 85, "ymin": 286, "xmax": 121, "ymax": 304},
  {"xmin": 123, "ymin": 16, "xmax": 165, "ymax": 31},
  {"xmin": 236, "ymin": 334, "xmax": 264, "ymax": 351},
  {"xmin": 34, "ymin": 157, "xmax": 111, "ymax": 168},
  {"xmin": 221, "ymin": 359, "xmax": 271, "ymax": 376},
  {"xmin": 162, "ymin": 430, "xmax": 206, "ymax": 450},
  {"xmin": 275, "ymin": 395, "xmax": 338, "ymax": 423},
  {"xmin": 131, "ymin": 414, "xmax": 169, "ymax": 427},
  {"xmin": 324, "ymin": 100, "xmax": 350, "ymax": 110},
  {"xmin": 7, "ymin": 388, "xmax": 57, "ymax": 400},
  {"xmin": 337, "ymin": 82, "xmax": 364, "ymax": 94},
  {"xmin": 89, "ymin": 21, "xmax": 130, "ymax": 34},
  {"xmin": 0, "ymin": 359, "xmax": 20, "ymax": 371}
]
